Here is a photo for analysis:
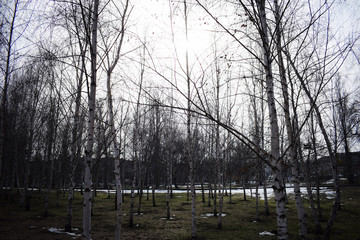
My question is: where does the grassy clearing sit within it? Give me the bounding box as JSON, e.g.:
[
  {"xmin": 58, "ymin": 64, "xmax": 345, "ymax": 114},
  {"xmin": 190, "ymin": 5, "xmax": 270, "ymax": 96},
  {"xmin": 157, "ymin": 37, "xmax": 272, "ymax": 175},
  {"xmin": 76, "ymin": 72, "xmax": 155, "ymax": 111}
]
[{"xmin": 0, "ymin": 187, "xmax": 359, "ymax": 239}]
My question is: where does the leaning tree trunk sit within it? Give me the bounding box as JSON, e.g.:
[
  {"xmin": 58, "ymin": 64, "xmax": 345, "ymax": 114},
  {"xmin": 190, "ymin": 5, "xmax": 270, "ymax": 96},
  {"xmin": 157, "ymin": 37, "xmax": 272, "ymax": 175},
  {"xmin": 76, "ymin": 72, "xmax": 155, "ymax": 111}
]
[
  {"xmin": 286, "ymin": 46, "xmax": 340, "ymax": 240},
  {"xmin": 257, "ymin": 1, "xmax": 288, "ymax": 238},
  {"xmin": 82, "ymin": 1, "xmax": 99, "ymax": 239},
  {"xmin": 273, "ymin": 0, "xmax": 306, "ymax": 237}
]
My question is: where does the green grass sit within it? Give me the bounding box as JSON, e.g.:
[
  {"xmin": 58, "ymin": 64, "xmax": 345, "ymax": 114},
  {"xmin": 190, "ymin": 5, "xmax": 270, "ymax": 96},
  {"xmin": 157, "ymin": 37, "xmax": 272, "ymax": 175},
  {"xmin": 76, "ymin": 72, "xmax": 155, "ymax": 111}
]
[{"xmin": 0, "ymin": 187, "xmax": 360, "ymax": 239}]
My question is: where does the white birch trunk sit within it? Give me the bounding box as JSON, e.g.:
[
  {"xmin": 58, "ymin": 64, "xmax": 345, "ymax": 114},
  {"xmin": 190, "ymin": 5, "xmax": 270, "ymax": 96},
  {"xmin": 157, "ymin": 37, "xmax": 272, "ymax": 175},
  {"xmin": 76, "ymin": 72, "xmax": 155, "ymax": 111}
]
[
  {"xmin": 273, "ymin": 1, "xmax": 306, "ymax": 237},
  {"xmin": 106, "ymin": 72, "xmax": 123, "ymax": 239},
  {"xmin": 82, "ymin": 0, "xmax": 99, "ymax": 239},
  {"xmin": 257, "ymin": 1, "xmax": 288, "ymax": 238},
  {"xmin": 103, "ymin": 1, "xmax": 128, "ymax": 236}
]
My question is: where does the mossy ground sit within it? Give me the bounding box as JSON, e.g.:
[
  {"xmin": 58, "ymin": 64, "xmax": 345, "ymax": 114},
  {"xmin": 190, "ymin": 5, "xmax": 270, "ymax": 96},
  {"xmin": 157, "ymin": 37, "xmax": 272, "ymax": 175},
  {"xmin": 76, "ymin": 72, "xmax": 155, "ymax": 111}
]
[{"xmin": 0, "ymin": 186, "xmax": 359, "ymax": 239}]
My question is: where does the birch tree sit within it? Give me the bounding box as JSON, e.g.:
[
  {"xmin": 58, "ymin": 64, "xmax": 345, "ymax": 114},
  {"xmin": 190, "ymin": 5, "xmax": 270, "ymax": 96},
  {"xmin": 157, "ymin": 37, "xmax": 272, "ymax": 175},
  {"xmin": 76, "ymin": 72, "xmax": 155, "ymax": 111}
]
[
  {"xmin": 129, "ymin": 44, "xmax": 144, "ymax": 228},
  {"xmin": 63, "ymin": 1, "xmax": 89, "ymax": 231},
  {"xmin": 272, "ymin": 0, "xmax": 306, "ymax": 237},
  {"xmin": 183, "ymin": 0, "xmax": 196, "ymax": 237},
  {"xmin": 82, "ymin": 0, "xmax": 99, "ymax": 239},
  {"xmin": 253, "ymin": 1, "xmax": 288, "ymax": 237},
  {"xmin": 101, "ymin": 0, "xmax": 130, "ymax": 237}
]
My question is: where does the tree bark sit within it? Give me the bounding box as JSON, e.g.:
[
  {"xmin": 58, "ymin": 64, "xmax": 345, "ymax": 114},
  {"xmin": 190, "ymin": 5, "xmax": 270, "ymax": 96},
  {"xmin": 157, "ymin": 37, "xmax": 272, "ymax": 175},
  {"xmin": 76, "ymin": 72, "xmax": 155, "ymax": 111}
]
[
  {"xmin": 256, "ymin": 1, "xmax": 288, "ymax": 238},
  {"xmin": 106, "ymin": 69, "xmax": 123, "ymax": 238},
  {"xmin": 82, "ymin": 0, "xmax": 99, "ymax": 239},
  {"xmin": 273, "ymin": 0, "xmax": 306, "ymax": 237}
]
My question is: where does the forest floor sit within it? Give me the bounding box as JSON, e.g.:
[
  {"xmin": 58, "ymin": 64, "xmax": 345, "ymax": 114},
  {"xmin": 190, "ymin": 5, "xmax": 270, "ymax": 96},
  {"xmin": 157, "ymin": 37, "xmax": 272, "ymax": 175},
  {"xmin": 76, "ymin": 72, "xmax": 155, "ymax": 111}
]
[{"xmin": 0, "ymin": 185, "xmax": 360, "ymax": 240}]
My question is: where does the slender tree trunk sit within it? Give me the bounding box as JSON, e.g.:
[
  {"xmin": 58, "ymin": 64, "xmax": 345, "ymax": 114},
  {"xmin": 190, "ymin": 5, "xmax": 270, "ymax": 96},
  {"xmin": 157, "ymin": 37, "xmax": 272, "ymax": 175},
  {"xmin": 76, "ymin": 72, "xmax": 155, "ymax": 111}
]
[
  {"xmin": 215, "ymin": 56, "xmax": 223, "ymax": 229},
  {"xmin": 286, "ymin": 46, "xmax": 340, "ymax": 240},
  {"xmin": 166, "ymin": 146, "xmax": 172, "ymax": 219},
  {"xmin": 129, "ymin": 158, "xmax": 136, "ymax": 227},
  {"xmin": 263, "ymin": 172, "xmax": 270, "ymax": 216},
  {"xmin": 137, "ymin": 180, "xmax": 143, "ymax": 214},
  {"xmin": 166, "ymin": 168, "xmax": 171, "ymax": 219},
  {"xmin": 310, "ymin": 115, "xmax": 323, "ymax": 221},
  {"xmin": 10, "ymin": 101, "xmax": 20, "ymax": 204},
  {"xmin": 130, "ymin": 36, "xmax": 145, "ymax": 228},
  {"xmin": 257, "ymin": 1, "xmax": 288, "ymax": 238},
  {"xmin": 82, "ymin": 1, "xmax": 99, "ymax": 239},
  {"xmin": 152, "ymin": 188, "xmax": 156, "ymax": 207},
  {"xmin": 0, "ymin": 0, "xmax": 19, "ymax": 182},
  {"xmin": 273, "ymin": 0, "xmax": 306, "ymax": 237},
  {"xmin": 104, "ymin": 1, "xmax": 128, "ymax": 234},
  {"xmin": 213, "ymin": 182, "xmax": 217, "ymax": 217},
  {"xmin": 201, "ymin": 181, "xmax": 205, "ymax": 203},
  {"xmin": 183, "ymin": 0, "xmax": 196, "ymax": 238},
  {"xmin": 187, "ymin": 178, "xmax": 190, "ymax": 201},
  {"xmin": 208, "ymin": 183, "xmax": 211, "ymax": 207},
  {"xmin": 106, "ymin": 71, "xmax": 123, "ymax": 239},
  {"xmin": 229, "ymin": 177, "xmax": 232, "ymax": 204},
  {"xmin": 65, "ymin": 63, "xmax": 83, "ymax": 232},
  {"xmin": 255, "ymin": 184, "xmax": 259, "ymax": 221},
  {"xmin": 305, "ymin": 150, "xmax": 322, "ymax": 233},
  {"xmin": 243, "ymin": 182, "xmax": 246, "ymax": 201},
  {"xmin": 23, "ymin": 130, "xmax": 33, "ymax": 212},
  {"xmin": 44, "ymin": 97, "xmax": 56, "ymax": 218}
]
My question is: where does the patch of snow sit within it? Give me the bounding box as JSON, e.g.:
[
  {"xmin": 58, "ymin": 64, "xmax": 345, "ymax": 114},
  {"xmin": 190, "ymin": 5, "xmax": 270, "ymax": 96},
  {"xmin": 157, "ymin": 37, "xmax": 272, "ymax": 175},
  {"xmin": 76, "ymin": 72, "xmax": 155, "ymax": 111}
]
[
  {"xmin": 49, "ymin": 227, "xmax": 63, "ymax": 234},
  {"xmin": 133, "ymin": 212, "xmax": 144, "ymax": 215},
  {"xmin": 30, "ymin": 226, "xmax": 37, "ymax": 229},
  {"xmin": 348, "ymin": 198, "xmax": 353, "ymax": 200},
  {"xmin": 325, "ymin": 179, "xmax": 334, "ymax": 184},
  {"xmin": 201, "ymin": 213, "xmax": 227, "ymax": 217},
  {"xmin": 160, "ymin": 217, "xmax": 175, "ymax": 220},
  {"xmin": 93, "ymin": 185, "xmax": 337, "ymax": 200},
  {"xmin": 67, "ymin": 232, "xmax": 78, "ymax": 236},
  {"xmin": 48, "ymin": 227, "xmax": 81, "ymax": 238},
  {"xmin": 259, "ymin": 231, "xmax": 275, "ymax": 236},
  {"xmin": 253, "ymin": 221, "xmax": 257, "ymax": 223}
]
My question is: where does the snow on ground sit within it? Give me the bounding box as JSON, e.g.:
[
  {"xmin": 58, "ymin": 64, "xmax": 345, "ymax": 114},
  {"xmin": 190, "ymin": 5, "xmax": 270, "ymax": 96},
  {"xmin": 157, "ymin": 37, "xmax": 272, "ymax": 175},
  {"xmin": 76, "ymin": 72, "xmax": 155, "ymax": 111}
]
[
  {"xmin": 47, "ymin": 227, "xmax": 81, "ymax": 238},
  {"xmin": 84, "ymin": 186, "xmax": 336, "ymax": 200},
  {"xmin": 133, "ymin": 212, "xmax": 144, "ymax": 215},
  {"xmin": 259, "ymin": 231, "xmax": 275, "ymax": 236},
  {"xmin": 160, "ymin": 217, "xmax": 175, "ymax": 220},
  {"xmin": 200, "ymin": 213, "xmax": 227, "ymax": 218}
]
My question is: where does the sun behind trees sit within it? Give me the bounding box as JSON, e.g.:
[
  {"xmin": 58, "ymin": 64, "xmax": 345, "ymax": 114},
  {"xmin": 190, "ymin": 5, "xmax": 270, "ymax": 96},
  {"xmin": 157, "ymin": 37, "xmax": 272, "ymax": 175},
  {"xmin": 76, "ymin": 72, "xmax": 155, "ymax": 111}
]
[{"xmin": 0, "ymin": 0, "xmax": 360, "ymax": 240}]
